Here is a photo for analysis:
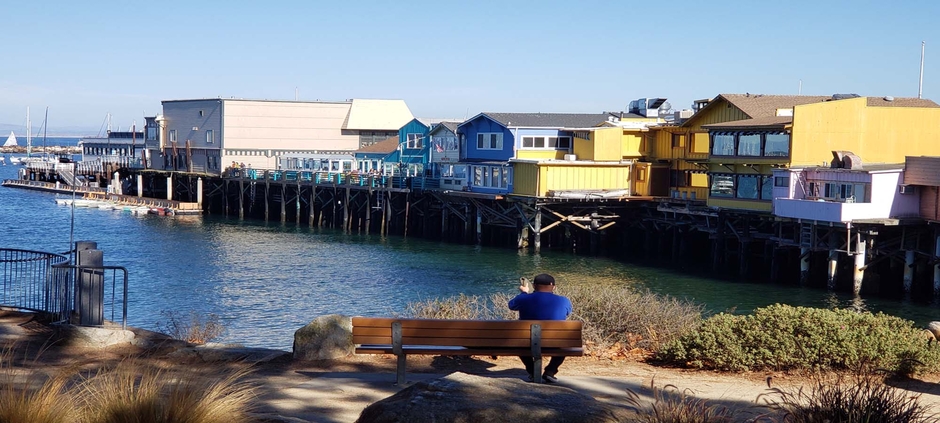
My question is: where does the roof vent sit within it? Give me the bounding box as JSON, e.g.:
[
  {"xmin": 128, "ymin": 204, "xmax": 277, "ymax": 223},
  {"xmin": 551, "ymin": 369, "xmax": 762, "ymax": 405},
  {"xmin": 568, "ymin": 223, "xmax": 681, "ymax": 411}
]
[
  {"xmin": 884, "ymin": 96, "xmax": 894, "ymax": 101},
  {"xmin": 831, "ymin": 150, "xmax": 863, "ymax": 169},
  {"xmin": 831, "ymin": 93, "xmax": 861, "ymax": 101}
]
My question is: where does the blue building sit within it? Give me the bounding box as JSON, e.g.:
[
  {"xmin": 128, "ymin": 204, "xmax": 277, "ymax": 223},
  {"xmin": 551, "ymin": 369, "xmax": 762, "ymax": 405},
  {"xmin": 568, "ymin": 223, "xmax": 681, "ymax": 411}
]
[
  {"xmin": 456, "ymin": 113, "xmax": 611, "ymax": 194},
  {"xmin": 393, "ymin": 119, "xmax": 431, "ymax": 176}
]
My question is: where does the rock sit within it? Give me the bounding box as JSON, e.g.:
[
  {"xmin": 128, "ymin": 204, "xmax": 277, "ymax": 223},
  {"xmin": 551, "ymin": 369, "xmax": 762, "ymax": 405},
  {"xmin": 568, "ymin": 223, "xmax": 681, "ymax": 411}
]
[
  {"xmin": 356, "ymin": 372, "xmax": 632, "ymax": 423},
  {"xmin": 293, "ymin": 314, "xmax": 354, "ymax": 361},
  {"xmin": 167, "ymin": 343, "xmax": 289, "ymax": 363},
  {"xmin": 60, "ymin": 325, "xmax": 136, "ymax": 348},
  {"xmin": 928, "ymin": 321, "xmax": 940, "ymax": 341}
]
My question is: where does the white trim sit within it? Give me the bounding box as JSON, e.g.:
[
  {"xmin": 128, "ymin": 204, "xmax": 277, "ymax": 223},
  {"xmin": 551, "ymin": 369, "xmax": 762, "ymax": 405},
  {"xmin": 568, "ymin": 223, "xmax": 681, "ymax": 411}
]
[
  {"xmin": 521, "ymin": 135, "xmax": 571, "ymax": 150},
  {"xmin": 476, "ymin": 132, "xmax": 503, "ymax": 150}
]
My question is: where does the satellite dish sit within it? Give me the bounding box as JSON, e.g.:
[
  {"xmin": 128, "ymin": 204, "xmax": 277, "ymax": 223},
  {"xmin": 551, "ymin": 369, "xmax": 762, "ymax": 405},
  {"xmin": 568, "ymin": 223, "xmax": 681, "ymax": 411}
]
[{"xmin": 657, "ymin": 101, "xmax": 673, "ymax": 116}]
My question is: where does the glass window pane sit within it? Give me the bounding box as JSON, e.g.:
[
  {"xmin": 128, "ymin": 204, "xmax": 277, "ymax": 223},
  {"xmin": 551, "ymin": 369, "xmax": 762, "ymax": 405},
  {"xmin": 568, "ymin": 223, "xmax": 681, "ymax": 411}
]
[
  {"xmin": 523, "ymin": 137, "xmax": 533, "ymax": 148},
  {"xmin": 547, "ymin": 137, "xmax": 557, "ymax": 148},
  {"xmin": 738, "ymin": 134, "xmax": 761, "ymax": 156},
  {"xmin": 477, "ymin": 134, "xmax": 484, "ymax": 149},
  {"xmin": 710, "ymin": 174, "xmax": 735, "ymax": 197},
  {"xmin": 737, "ymin": 175, "xmax": 759, "ymax": 199},
  {"xmin": 765, "ymin": 133, "xmax": 790, "ymax": 157},
  {"xmin": 474, "ymin": 167, "xmax": 483, "ymax": 185},
  {"xmin": 559, "ymin": 137, "xmax": 571, "ymax": 149},
  {"xmin": 774, "ymin": 176, "xmax": 789, "ymax": 187},
  {"xmin": 490, "ymin": 134, "xmax": 498, "ymax": 149},
  {"xmin": 533, "ymin": 137, "xmax": 545, "ymax": 148},
  {"xmin": 492, "ymin": 167, "xmax": 500, "ymax": 187},
  {"xmin": 761, "ymin": 176, "xmax": 773, "ymax": 200},
  {"xmin": 712, "ymin": 134, "xmax": 734, "ymax": 155}
]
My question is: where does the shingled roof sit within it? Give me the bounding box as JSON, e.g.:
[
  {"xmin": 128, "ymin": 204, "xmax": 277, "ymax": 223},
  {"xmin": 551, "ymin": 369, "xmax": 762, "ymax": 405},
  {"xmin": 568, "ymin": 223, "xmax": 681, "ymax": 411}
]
[
  {"xmin": 481, "ymin": 112, "xmax": 612, "ymax": 128},
  {"xmin": 355, "ymin": 136, "xmax": 399, "ymax": 154},
  {"xmin": 866, "ymin": 97, "xmax": 940, "ymax": 107},
  {"xmin": 720, "ymin": 94, "xmax": 832, "ymax": 118}
]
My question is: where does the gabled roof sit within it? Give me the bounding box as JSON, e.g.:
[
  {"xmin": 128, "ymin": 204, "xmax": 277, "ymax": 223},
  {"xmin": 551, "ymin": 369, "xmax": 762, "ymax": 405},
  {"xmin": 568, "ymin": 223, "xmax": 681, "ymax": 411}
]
[
  {"xmin": 463, "ymin": 112, "xmax": 612, "ymax": 129},
  {"xmin": 719, "ymin": 94, "xmax": 832, "ymax": 118},
  {"xmin": 429, "ymin": 121, "xmax": 460, "ymax": 136},
  {"xmin": 866, "ymin": 97, "xmax": 940, "ymax": 107},
  {"xmin": 343, "ymin": 99, "xmax": 414, "ymax": 130},
  {"xmin": 355, "ymin": 136, "xmax": 399, "ymax": 154}
]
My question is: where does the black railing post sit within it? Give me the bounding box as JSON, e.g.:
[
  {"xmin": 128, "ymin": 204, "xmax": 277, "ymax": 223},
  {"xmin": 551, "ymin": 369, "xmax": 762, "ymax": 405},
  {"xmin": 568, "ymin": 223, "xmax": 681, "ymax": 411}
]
[{"xmin": 75, "ymin": 242, "xmax": 104, "ymax": 326}]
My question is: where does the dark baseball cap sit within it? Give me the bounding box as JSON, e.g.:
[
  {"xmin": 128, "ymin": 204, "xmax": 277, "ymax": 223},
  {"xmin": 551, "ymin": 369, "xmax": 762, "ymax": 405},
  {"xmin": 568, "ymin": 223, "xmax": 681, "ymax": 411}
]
[{"xmin": 533, "ymin": 274, "xmax": 555, "ymax": 285}]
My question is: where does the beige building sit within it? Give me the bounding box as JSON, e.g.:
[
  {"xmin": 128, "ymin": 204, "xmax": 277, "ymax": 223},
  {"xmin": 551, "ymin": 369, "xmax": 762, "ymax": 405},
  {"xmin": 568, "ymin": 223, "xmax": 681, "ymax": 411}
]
[{"xmin": 153, "ymin": 98, "xmax": 413, "ymax": 174}]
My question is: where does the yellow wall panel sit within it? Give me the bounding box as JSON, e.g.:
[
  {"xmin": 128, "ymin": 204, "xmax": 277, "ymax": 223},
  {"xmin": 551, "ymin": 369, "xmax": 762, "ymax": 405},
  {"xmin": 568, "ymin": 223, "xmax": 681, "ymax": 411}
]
[
  {"xmin": 511, "ymin": 162, "xmax": 540, "ymax": 196},
  {"xmin": 791, "ymin": 97, "xmax": 940, "ymax": 166},
  {"xmin": 707, "ymin": 198, "xmax": 772, "ymax": 212},
  {"xmin": 516, "ymin": 150, "xmax": 564, "ymax": 160}
]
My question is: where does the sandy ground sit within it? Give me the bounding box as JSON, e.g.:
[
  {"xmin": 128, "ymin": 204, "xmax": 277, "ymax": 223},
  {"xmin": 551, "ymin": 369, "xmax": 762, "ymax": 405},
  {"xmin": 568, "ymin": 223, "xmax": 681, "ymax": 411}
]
[{"xmin": 4, "ymin": 310, "xmax": 940, "ymax": 422}]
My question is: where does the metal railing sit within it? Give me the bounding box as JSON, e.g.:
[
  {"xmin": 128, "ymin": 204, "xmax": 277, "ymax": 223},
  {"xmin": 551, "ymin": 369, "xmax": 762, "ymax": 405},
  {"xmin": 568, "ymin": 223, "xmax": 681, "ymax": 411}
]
[{"xmin": 0, "ymin": 248, "xmax": 128, "ymax": 329}]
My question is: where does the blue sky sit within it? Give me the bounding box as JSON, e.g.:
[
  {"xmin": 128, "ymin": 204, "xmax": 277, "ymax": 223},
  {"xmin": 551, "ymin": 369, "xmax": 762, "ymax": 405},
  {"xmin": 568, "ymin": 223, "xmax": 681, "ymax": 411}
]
[{"xmin": 2, "ymin": 0, "xmax": 938, "ymax": 133}]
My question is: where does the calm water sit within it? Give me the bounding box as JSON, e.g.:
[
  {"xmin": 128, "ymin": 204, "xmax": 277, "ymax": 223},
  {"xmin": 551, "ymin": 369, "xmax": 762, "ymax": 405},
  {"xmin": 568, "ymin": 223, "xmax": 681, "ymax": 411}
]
[{"xmin": 0, "ymin": 164, "xmax": 937, "ymax": 351}]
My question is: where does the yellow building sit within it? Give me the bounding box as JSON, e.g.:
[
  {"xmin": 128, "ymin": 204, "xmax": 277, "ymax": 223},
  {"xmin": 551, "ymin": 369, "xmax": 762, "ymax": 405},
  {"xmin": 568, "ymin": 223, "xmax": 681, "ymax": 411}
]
[
  {"xmin": 511, "ymin": 124, "xmax": 657, "ymax": 198},
  {"xmin": 648, "ymin": 94, "xmax": 832, "ymax": 201},
  {"xmin": 702, "ymin": 95, "xmax": 940, "ymax": 211}
]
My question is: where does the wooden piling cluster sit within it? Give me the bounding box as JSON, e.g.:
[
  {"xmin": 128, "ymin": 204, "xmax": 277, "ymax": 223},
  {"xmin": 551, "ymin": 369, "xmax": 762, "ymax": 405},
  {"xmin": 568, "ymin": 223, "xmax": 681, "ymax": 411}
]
[{"xmin": 120, "ymin": 169, "xmax": 940, "ymax": 298}]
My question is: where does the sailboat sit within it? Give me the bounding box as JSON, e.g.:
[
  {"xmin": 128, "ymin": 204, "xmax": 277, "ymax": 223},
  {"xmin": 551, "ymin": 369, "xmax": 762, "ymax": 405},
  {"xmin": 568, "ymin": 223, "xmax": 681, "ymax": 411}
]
[{"xmin": 3, "ymin": 131, "xmax": 16, "ymax": 147}]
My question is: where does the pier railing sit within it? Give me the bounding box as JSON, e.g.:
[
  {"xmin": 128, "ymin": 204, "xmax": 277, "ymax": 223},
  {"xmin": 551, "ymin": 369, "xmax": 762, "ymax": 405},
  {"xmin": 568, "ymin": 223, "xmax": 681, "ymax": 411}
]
[{"xmin": 0, "ymin": 248, "xmax": 128, "ymax": 329}]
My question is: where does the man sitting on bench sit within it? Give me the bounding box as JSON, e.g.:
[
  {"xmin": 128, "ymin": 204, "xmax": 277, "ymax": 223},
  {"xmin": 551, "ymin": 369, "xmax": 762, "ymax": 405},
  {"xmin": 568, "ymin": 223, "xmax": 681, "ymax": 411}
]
[{"xmin": 508, "ymin": 273, "xmax": 573, "ymax": 383}]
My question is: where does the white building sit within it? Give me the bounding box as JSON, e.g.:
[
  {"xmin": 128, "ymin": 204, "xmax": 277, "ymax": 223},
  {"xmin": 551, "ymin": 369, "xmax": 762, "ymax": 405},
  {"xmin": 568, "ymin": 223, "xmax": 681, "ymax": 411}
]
[{"xmin": 151, "ymin": 98, "xmax": 413, "ymax": 174}]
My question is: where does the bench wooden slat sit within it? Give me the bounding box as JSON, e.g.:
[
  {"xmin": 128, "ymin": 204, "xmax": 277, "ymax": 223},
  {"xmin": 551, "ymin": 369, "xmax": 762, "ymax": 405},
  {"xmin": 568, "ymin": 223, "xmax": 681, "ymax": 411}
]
[
  {"xmin": 352, "ymin": 327, "xmax": 583, "ymax": 340},
  {"xmin": 351, "ymin": 317, "xmax": 581, "ymax": 331},
  {"xmin": 356, "ymin": 345, "xmax": 584, "ymax": 356},
  {"xmin": 352, "ymin": 336, "xmax": 581, "ymax": 348}
]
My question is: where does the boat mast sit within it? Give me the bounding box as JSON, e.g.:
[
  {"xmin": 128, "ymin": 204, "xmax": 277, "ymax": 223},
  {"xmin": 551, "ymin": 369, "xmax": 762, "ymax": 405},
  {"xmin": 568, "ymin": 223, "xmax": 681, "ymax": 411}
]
[
  {"xmin": 43, "ymin": 107, "xmax": 48, "ymax": 158},
  {"xmin": 26, "ymin": 107, "xmax": 30, "ymax": 159}
]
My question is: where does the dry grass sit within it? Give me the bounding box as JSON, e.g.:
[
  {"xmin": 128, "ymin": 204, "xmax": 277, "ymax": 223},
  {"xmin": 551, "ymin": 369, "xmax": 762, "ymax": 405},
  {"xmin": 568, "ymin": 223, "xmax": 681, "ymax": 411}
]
[
  {"xmin": 0, "ymin": 370, "xmax": 74, "ymax": 423},
  {"xmin": 757, "ymin": 372, "xmax": 936, "ymax": 423},
  {"xmin": 623, "ymin": 379, "xmax": 736, "ymax": 423},
  {"xmin": 403, "ymin": 285, "xmax": 703, "ymax": 357},
  {"xmin": 78, "ymin": 360, "xmax": 257, "ymax": 423},
  {"xmin": 158, "ymin": 310, "xmax": 226, "ymax": 345}
]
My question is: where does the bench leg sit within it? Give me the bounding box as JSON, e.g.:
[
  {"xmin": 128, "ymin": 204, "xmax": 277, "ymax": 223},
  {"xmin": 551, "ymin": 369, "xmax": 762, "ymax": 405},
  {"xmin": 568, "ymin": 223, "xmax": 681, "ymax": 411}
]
[
  {"xmin": 396, "ymin": 353, "xmax": 406, "ymax": 385},
  {"xmin": 533, "ymin": 356, "xmax": 543, "ymax": 383}
]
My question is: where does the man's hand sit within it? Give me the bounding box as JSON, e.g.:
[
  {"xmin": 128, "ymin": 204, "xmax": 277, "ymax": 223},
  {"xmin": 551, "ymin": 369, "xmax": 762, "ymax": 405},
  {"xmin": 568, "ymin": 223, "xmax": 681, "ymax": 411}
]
[{"xmin": 519, "ymin": 284, "xmax": 528, "ymax": 293}]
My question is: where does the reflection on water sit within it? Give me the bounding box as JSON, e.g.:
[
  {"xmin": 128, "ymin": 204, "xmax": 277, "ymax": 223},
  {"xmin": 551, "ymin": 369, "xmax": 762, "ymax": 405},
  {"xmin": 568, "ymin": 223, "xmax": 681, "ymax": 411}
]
[{"xmin": 0, "ymin": 164, "xmax": 938, "ymax": 351}]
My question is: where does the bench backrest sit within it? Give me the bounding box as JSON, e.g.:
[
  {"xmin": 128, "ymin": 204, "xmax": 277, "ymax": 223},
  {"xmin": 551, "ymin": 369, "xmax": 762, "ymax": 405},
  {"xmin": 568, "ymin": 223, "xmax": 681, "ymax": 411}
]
[{"xmin": 352, "ymin": 317, "xmax": 582, "ymax": 348}]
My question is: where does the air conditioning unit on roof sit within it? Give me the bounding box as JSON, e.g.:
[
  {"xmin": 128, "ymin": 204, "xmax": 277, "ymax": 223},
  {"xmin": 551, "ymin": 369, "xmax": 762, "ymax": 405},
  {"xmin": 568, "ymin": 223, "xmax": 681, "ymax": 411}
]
[{"xmin": 564, "ymin": 154, "xmax": 577, "ymax": 161}]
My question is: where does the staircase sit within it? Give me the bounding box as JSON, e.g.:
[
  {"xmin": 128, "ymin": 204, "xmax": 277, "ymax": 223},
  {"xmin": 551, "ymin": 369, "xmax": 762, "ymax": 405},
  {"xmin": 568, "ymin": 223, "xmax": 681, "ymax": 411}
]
[{"xmin": 799, "ymin": 223, "xmax": 815, "ymax": 248}]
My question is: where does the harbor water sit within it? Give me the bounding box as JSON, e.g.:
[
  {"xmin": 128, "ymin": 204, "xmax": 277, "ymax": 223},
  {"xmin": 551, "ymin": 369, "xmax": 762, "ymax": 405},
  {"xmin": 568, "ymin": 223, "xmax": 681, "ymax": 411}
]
[{"xmin": 0, "ymin": 163, "xmax": 937, "ymax": 351}]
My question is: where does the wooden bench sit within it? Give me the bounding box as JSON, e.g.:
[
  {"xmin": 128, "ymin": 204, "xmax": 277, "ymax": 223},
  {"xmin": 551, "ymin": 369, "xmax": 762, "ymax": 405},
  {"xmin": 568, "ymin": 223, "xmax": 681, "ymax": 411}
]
[{"xmin": 352, "ymin": 317, "xmax": 583, "ymax": 384}]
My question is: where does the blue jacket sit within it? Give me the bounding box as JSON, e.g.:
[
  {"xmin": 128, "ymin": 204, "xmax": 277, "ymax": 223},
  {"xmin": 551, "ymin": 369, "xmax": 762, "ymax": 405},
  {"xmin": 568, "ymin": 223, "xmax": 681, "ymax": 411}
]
[{"xmin": 508, "ymin": 292, "xmax": 572, "ymax": 320}]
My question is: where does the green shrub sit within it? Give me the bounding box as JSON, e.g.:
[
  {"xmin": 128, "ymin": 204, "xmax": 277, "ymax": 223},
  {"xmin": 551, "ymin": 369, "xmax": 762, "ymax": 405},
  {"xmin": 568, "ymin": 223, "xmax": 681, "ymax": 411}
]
[
  {"xmin": 758, "ymin": 373, "xmax": 935, "ymax": 423},
  {"xmin": 404, "ymin": 285, "xmax": 703, "ymax": 354},
  {"xmin": 657, "ymin": 304, "xmax": 940, "ymax": 373}
]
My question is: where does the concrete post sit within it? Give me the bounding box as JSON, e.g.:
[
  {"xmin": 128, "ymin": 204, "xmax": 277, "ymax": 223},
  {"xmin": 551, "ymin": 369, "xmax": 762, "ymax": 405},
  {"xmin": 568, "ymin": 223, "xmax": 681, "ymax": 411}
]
[
  {"xmin": 112, "ymin": 171, "xmax": 121, "ymax": 195},
  {"xmin": 239, "ymin": 180, "xmax": 245, "ymax": 220},
  {"xmin": 166, "ymin": 176, "xmax": 173, "ymax": 200},
  {"xmin": 800, "ymin": 247, "xmax": 810, "ymax": 285},
  {"xmin": 904, "ymin": 250, "xmax": 915, "ymax": 293},
  {"xmin": 533, "ymin": 208, "xmax": 541, "ymax": 253},
  {"xmin": 934, "ymin": 234, "xmax": 940, "ymax": 296},
  {"xmin": 476, "ymin": 206, "xmax": 484, "ymax": 246},
  {"xmin": 853, "ymin": 236, "xmax": 866, "ymax": 296},
  {"xmin": 75, "ymin": 242, "xmax": 104, "ymax": 327},
  {"xmin": 441, "ymin": 206, "xmax": 449, "ymax": 241},
  {"xmin": 196, "ymin": 177, "xmax": 203, "ymax": 208},
  {"xmin": 137, "ymin": 174, "xmax": 143, "ymax": 198},
  {"xmin": 827, "ymin": 235, "xmax": 839, "ymax": 290}
]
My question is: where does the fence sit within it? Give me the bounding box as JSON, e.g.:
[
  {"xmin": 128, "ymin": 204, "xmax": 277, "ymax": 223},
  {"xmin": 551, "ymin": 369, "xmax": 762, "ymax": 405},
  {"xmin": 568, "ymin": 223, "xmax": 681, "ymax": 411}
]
[{"xmin": 0, "ymin": 248, "xmax": 128, "ymax": 329}]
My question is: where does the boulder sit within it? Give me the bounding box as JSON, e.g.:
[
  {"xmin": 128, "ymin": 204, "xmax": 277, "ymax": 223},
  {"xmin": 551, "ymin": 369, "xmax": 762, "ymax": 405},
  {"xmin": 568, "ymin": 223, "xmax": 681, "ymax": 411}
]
[
  {"xmin": 168, "ymin": 343, "xmax": 289, "ymax": 363},
  {"xmin": 928, "ymin": 321, "xmax": 940, "ymax": 341},
  {"xmin": 356, "ymin": 372, "xmax": 632, "ymax": 423},
  {"xmin": 293, "ymin": 314, "xmax": 354, "ymax": 361},
  {"xmin": 61, "ymin": 325, "xmax": 136, "ymax": 348}
]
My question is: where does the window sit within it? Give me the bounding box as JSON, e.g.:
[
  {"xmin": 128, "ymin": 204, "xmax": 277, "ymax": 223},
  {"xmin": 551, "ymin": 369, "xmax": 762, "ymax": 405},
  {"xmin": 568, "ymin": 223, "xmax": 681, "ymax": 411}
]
[
  {"xmin": 672, "ymin": 134, "xmax": 686, "ymax": 148},
  {"xmin": 477, "ymin": 133, "xmax": 503, "ymax": 150},
  {"xmin": 710, "ymin": 174, "xmax": 735, "ymax": 197},
  {"xmin": 711, "ymin": 134, "xmax": 735, "ymax": 156},
  {"xmin": 774, "ymin": 176, "xmax": 790, "ymax": 187},
  {"xmin": 199, "ymin": 110, "xmax": 204, "ymax": 117},
  {"xmin": 736, "ymin": 175, "xmax": 760, "ymax": 199},
  {"xmin": 522, "ymin": 135, "xmax": 571, "ymax": 149},
  {"xmin": 406, "ymin": 133, "xmax": 423, "ymax": 149},
  {"xmin": 737, "ymin": 134, "xmax": 761, "ymax": 156},
  {"xmin": 764, "ymin": 133, "xmax": 790, "ymax": 157},
  {"xmin": 169, "ymin": 130, "xmax": 177, "ymax": 143},
  {"xmin": 146, "ymin": 127, "xmax": 157, "ymax": 141},
  {"xmin": 206, "ymin": 130, "xmax": 214, "ymax": 144},
  {"xmin": 761, "ymin": 175, "xmax": 774, "ymax": 200},
  {"xmin": 637, "ymin": 168, "xmax": 647, "ymax": 181},
  {"xmin": 670, "ymin": 170, "xmax": 689, "ymax": 187},
  {"xmin": 473, "ymin": 166, "xmax": 483, "ymax": 185}
]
